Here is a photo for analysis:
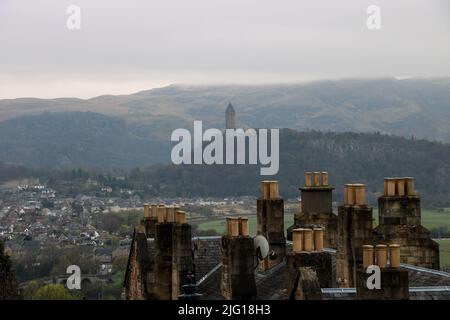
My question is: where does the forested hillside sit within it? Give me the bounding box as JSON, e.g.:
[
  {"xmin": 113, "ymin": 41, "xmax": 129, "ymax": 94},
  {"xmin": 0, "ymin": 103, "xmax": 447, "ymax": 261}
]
[{"xmin": 2, "ymin": 122, "xmax": 449, "ymax": 207}]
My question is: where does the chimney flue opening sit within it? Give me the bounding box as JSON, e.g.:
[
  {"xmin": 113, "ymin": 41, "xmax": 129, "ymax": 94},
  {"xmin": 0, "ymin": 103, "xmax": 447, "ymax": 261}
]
[
  {"xmin": 175, "ymin": 210, "xmax": 187, "ymax": 224},
  {"xmin": 303, "ymin": 228, "xmax": 313, "ymax": 252},
  {"xmin": 389, "ymin": 244, "xmax": 401, "ymax": 268},
  {"xmin": 269, "ymin": 181, "xmax": 279, "ymax": 199},
  {"xmin": 376, "ymin": 244, "xmax": 388, "ymax": 268},
  {"xmin": 404, "ymin": 177, "xmax": 415, "ymax": 196},
  {"xmin": 260, "ymin": 180, "xmax": 280, "ymax": 199},
  {"xmin": 151, "ymin": 204, "xmax": 158, "ymax": 218},
  {"xmin": 363, "ymin": 245, "xmax": 374, "ymax": 268},
  {"xmin": 354, "ymin": 184, "xmax": 366, "ymax": 206},
  {"xmin": 261, "ymin": 181, "xmax": 270, "ymax": 199},
  {"xmin": 384, "ymin": 177, "xmax": 416, "ymax": 197},
  {"xmin": 313, "ymin": 227, "xmax": 324, "ymax": 252},
  {"xmin": 157, "ymin": 204, "xmax": 166, "ymax": 223},
  {"xmin": 238, "ymin": 217, "xmax": 249, "ymax": 236},
  {"xmin": 166, "ymin": 206, "xmax": 174, "ymax": 223},
  {"xmin": 343, "ymin": 183, "xmax": 366, "ymax": 206},
  {"xmin": 321, "ymin": 172, "xmax": 329, "ymax": 186},
  {"xmin": 143, "ymin": 204, "xmax": 150, "ymax": 219},
  {"xmin": 344, "ymin": 184, "xmax": 355, "ymax": 205},
  {"xmin": 292, "ymin": 228, "xmax": 304, "ymax": 253},
  {"xmin": 313, "ymin": 172, "xmax": 321, "ymax": 187},
  {"xmin": 305, "ymin": 172, "xmax": 312, "ymax": 187},
  {"xmin": 226, "ymin": 218, "xmax": 239, "ymax": 237}
]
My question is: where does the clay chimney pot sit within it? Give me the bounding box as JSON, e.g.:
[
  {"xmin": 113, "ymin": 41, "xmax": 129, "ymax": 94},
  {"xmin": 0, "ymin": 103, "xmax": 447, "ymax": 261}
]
[
  {"xmin": 376, "ymin": 244, "xmax": 388, "ymax": 268},
  {"xmin": 363, "ymin": 245, "xmax": 374, "ymax": 268}
]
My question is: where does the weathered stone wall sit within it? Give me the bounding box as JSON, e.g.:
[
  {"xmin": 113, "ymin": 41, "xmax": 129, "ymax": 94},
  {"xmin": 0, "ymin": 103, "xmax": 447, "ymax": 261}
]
[
  {"xmin": 125, "ymin": 236, "xmax": 145, "ymax": 300},
  {"xmin": 220, "ymin": 236, "xmax": 257, "ymax": 300},
  {"xmin": 125, "ymin": 228, "xmax": 154, "ymax": 300},
  {"xmin": 290, "ymin": 267, "xmax": 323, "ymax": 300},
  {"xmin": 287, "ymin": 187, "xmax": 338, "ymax": 249},
  {"xmin": 289, "ymin": 212, "xmax": 338, "ymax": 249},
  {"xmin": 172, "ymin": 223, "xmax": 193, "ymax": 299},
  {"xmin": 192, "ymin": 237, "xmax": 222, "ymax": 281},
  {"xmin": 257, "ymin": 198, "xmax": 286, "ymax": 270},
  {"xmin": 286, "ymin": 251, "xmax": 333, "ymax": 293},
  {"xmin": 374, "ymin": 196, "xmax": 440, "ymax": 269},
  {"xmin": 144, "ymin": 218, "xmax": 157, "ymax": 238},
  {"xmin": 145, "ymin": 239, "xmax": 157, "ymax": 299},
  {"xmin": 378, "ymin": 196, "xmax": 421, "ymax": 226},
  {"xmin": 155, "ymin": 223, "xmax": 173, "ymax": 300},
  {"xmin": 356, "ymin": 268, "xmax": 409, "ymax": 300},
  {"xmin": 336, "ymin": 205, "xmax": 373, "ymax": 287}
]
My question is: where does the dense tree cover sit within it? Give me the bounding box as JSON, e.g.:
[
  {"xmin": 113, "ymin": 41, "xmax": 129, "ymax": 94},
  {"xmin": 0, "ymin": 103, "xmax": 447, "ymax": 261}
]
[
  {"xmin": 17, "ymin": 251, "xmax": 129, "ymax": 300},
  {"xmin": 0, "ymin": 111, "xmax": 170, "ymax": 166},
  {"xmin": 31, "ymin": 284, "xmax": 81, "ymax": 300},
  {"xmin": 92, "ymin": 210, "xmax": 141, "ymax": 236},
  {"xmin": 100, "ymin": 129, "xmax": 450, "ymax": 207},
  {"xmin": 430, "ymin": 227, "xmax": 450, "ymax": 239},
  {"xmin": 0, "ymin": 241, "xmax": 19, "ymax": 300},
  {"xmin": 1, "ymin": 129, "xmax": 450, "ymax": 207},
  {"xmin": 12, "ymin": 246, "xmax": 100, "ymax": 282}
]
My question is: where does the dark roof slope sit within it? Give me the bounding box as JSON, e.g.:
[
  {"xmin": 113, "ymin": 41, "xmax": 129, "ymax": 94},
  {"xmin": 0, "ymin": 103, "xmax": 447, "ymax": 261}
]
[
  {"xmin": 197, "ymin": 261, "xmax": 287, "ymax": 300},
  {"xmin": 401, "ymin": 264, "xmax": 450, "ymax": 286},
  {"xmin": 193, "ymin": 236, "xmax": 222, "ymax": 281}
]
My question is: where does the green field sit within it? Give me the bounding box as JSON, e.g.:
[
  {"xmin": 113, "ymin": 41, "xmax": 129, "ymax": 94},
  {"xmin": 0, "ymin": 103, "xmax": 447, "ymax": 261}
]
[
  {"xmin": 436, "ymin": 239, "xmax": 450, "ymax": 267},
  {"xmin": 421, "ymin": 209, "xmax": 450, "ymax": 230},
  {"xmin": 197, "ymin": 213, "xmax": 295, "ymax": 236},
  {"xmin": 198, "ymin": 209, "xmax": 450, "ymax": 235}
]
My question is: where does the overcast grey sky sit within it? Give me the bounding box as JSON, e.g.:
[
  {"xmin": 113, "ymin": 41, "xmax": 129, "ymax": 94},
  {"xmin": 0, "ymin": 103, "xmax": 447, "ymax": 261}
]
[{"xmin": 0, "ymin": 0, "xmax": 449, "ymax": 99}]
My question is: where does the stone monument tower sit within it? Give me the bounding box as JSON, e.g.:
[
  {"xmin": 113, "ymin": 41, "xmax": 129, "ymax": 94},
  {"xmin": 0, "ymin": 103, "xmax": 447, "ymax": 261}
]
[{"xmin": 225, "ymin": 103, "xmax": 236, "ymax": 129}]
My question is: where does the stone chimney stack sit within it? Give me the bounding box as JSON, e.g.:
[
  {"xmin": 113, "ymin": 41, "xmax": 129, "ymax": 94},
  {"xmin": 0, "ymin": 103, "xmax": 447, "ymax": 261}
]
[
  {"xmin": 356, "ymin": 244, "xmax": 409, "ymax": 300},
  {"xmin": 154, "ymin": 204, "xmax": 195, "ymax": 300},
  {"xmin": 154, "ymin": 204, "xmax": 173, "ymax": 300},
  {"xmin": 221, "ymin": 217, "xmax": 257, "ymax": 300},
  {"xmin": 286, "ymin": 227, "xmax": 333, "ymax": 297},
  {"xmin": 336, "ymin": 183, "xmax": 374, "ymax": 287},
  {"xmin": 171, "ymin": 209, "xmax": 193, "ymax": 299},
  {"xmin": 257, "ymin": 181, "xmax": 286, "ymax": 271},
  {"xmin": 287, "ymin": 172, "xmax": 337, "ymax": 249},
  {"xmin": 127, "ymin": 204, "xmax": 193, "ymax": 300},
  {"xmin": 379, "ymin": 177, "xmax": 420, "ymax": 225},
  {"xmin": 143, "ymin": 204, "xmax": 158, "ymax": 238},
  {"xmin": 374, "ymin": 177, "xmax": 439, "ymax": 269}
]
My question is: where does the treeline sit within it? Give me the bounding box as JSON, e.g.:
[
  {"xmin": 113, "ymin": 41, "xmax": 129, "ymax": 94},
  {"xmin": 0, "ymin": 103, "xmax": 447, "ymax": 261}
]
[
  {"xmin": 1, "ymin": 129, "xmax": 450, "ymax": 207},
  {"xmin": 109, "ymin": 129, "xmax": 450, "ymax": 207}
]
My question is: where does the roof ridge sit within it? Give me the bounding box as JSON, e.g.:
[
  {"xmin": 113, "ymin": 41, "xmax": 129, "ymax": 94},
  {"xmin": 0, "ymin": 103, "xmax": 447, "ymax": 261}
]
[
  {"xmin": 401, "ymin": 263, "xmax": 450, "ymax": 279},
  {"xmin": 196, "ymin": 263, "xmax": 223, "ymax": 286}
]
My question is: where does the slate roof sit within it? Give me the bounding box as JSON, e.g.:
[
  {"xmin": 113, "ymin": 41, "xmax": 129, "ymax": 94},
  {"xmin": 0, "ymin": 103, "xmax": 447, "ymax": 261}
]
[
  {"xmin": 194, "ymin": 240, "xmax": 450, "ymax": 300},
  {"xmin": 196, "ymin": 261, "xmax": 287, "ymax": 300},
  {"xmin": 402, "ymin": 264, "xmax": 450, "ymax": 286},
  {"xmin": 322, "ymin": 287, "xmax": 450, "ymax": 300},
  {"xmin": 126, "ymin": 235, "xmax": 450, "ymax": 300},
  {"xmin": 192, "ymin": 236, "xmax": 222, "ymax": 281}
]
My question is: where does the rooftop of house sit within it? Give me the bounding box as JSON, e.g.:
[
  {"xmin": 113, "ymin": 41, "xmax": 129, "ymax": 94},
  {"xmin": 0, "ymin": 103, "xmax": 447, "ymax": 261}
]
[{"xmin": 190, "ymin": 237, "xmax": 450, "ymax": 300}]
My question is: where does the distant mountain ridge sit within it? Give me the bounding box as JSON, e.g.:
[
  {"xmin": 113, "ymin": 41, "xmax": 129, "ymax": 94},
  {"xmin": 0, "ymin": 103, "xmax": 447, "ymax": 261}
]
[
  {"xmin": 0, "ymin": 112, "xmax": 170, "ymax": 167},
  {"xmin": 1, "ymin": 78, "xmax": 450, "ymax": 141}
]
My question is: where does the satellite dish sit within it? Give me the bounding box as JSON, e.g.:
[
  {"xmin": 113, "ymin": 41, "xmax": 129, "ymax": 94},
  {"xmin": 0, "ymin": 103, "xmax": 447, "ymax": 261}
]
[{"xmin": 254, "ymin": 235, "xmax": 270, "ymax": 260}]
